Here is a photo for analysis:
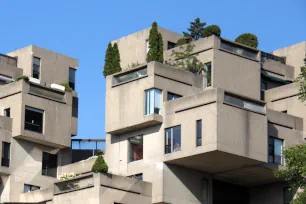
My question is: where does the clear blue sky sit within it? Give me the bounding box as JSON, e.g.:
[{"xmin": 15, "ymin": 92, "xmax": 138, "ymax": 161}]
[{"xmin": 1, "ymin": 0, "xmax": 305, "ymax": 140}]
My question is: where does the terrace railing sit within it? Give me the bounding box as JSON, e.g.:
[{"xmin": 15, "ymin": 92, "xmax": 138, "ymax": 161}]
[{"xmin": 0, "ymin": 54, "xmax": 17, "ymax": 67}]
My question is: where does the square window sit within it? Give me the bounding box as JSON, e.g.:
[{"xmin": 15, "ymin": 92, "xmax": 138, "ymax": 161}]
[
  {"xmin": 42, "ymin": 152, "xmax": 57, "ymax": 177},
  {"xmin": 25, "ymin": 106, "xmax": 44, "ymax": 133}
]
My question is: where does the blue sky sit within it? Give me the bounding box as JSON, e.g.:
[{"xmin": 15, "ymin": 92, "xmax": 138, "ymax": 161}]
[{"xmin": 1, "ymin": 0, "xmax": 305, "ymax": 141}]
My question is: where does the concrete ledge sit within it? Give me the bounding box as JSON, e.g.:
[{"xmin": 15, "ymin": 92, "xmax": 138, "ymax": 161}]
[
  {"xmin": 0, "ymin": 63, "xmax": 23, "ymax": 78},
  {"xmin": 265, "ymin": 83, "xmax": 299, "ymax": 102},
  {"xmin": 57, "ymin": 158, "xmax": 96, "ymax": 177},
  {"xmin": 107, "ymin": 114, "xmax": 163, "ymax": 134},
  {"xmin": 19, "ymin": 187, "xmax": 53, "ymax": 203},
  {"xmin": 267, "ymin": 109, "xmax": 303, "ymax": 131}
]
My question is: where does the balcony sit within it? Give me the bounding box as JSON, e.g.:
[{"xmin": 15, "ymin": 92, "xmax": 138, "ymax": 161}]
[
  {"xmin": 0, "ymin": 54, "xmax": 17, "ymax": 67},
  {"xmin": 0, "ymin": 53, "xmax": 22, "ymax": 80}
]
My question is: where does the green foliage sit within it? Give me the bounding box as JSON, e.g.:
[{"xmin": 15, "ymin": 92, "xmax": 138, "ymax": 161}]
[
  {"xmin": 170, "ymin": 44, "xmax": 204, "ymax": 74},
  {"xmin": 183, "ymin": 18, "xmax": 206, "ymax": 40},
  {"xmin": 91, "ymin": 155, "xmax": 108, "ymax": 173},
  {"xmin": 128, "ymin": 61, "xmax": 141, "ymax": 69},
  {"xmin": 235, "ymin": 33, "xmax": 259, "ymax": 48},
  {"xmin": 112, "ymin": 43, "xmax": 122, "ymax": 73},
  {"xmin": 203, "ymin": 25, "xmax": 221, "ymax": 38},
  {"xmin": 103, "ymin": 42, "xmax": 122, "ymax": 77},
  {"xmin": 60, "ymin": 83, "xmax": 73, "ymax": 92},
  {"xmin": 176, "ymin": 38, "xmax": 189, "ymax": 47},
  {"xmin": 295, "ymin": 60, "xmax": 306, "ymax": 102},
  {"xmin": 14, "ymin": 75, "xmax": 29, "ymax": 82},
  {"xmin": 292, "ymin": 190, "xmax": 306, "ymax": 204},
  {"xmin": 147, "ymin": 22, "xmax": 164, "ymax": 63}
]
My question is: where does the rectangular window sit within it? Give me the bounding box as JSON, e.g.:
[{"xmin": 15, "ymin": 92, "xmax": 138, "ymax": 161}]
[
  {"xmin": 196, "ymin": 120, "xmax": 202, "ymax": 147},
  {"xmin": 4, "ymin": 108, "xmax": 10, "ymax": 117},
  {"xmin": 25, "ymin": 106, "xmax": 44, "ymax": 133},
  {"xmin": 1, "ymin": 142, "xmax": 10, "ymax": 167},
  {"xmin": 167, "ymin": 41, "xmax": 176, "ymax": 50},
  {"xmin": 129, "ymin": 136, "xmax": 143, "ymax": 162},
  {"xmin": 167, "ymin": 92, "xmax": 182, "ymax": 101},
  {"xmin": 224, "ymin": 93, "xmax": 265, "ymax": 113},
  {"xmin": 112, "ymin": 67, "xmax": 147, "ymax": 86},
  {"xmin": 24, "ymin": 184, "xmax": 40, "ymax": 193},
  {"xmin": 72, "ymin": 97, "xmax": 78, "ymax": 118},
  {"xmin": 42, "ymin": 152, "xmax": 57, "ymax": 177},
  {"xmin": 284, "ymin": 187, "xmax": 294, "ymax": 204},
  {"xmin": 146, "ymin": 40, "xmax": 149, "ymax": 54},
  {"xmin": 269, "ymin": 137, "xmax": 283, "ymax": 165},
  {"xmin": 69, "ymin": 68, "xmax": 76, "ymax": 90},
  {"xmin": 145, "ymin": 88, "xmax": 161, "ymax": 115},
  {"xmin": 220, "ymin": 41, "xmax": 258, "ymax": 60},
  {"xmin": 33, "ymin": 57, "xmax": 40, "ymax": 79},
  {"xmin": 205, "ymin": 62, "xmax": 212, "ymax": 87},
  {"xmin": 165, "ymin": 125, "xmax": 181, "ymax": 154}
]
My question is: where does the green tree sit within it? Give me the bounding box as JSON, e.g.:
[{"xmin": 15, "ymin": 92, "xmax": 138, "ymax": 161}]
[
  {"xmin": 295, "ymin": 59, "xmax": 306, "ymax": 102},
  {"xmin": 183, "ymin": 18, "xmax": 206, "ymax": 40},
  {"xmin": 112, "ymin": 43, "xmax": 122, "ymax": 73},
  {"xmin": 203, "ymin": 25, "xmax": 221, "ymax": 38},
  {"xmin": 147, "ymin": 22, "xmax": 164, "ymax": 63},
  {"xmin": 275, "ymin": 144, "xmax": 306, "ymax": 204},
  {"xmin": 92, "ymin": 155, "xmax": 108, "ymax": 173},
  {"xmin": 103, "ymin": 43, "xmax": 114, "ymax": 77},
  {"xmin": 170, "ymin": 44, "xmax": 203, "ymax": 74},
  {"xmin": 176, "ymin": 37, "xmax": 188, "ymax": 47},
  {"xmin": 235, "ymin": 33, "xmax": 259, "ymax": 48}
]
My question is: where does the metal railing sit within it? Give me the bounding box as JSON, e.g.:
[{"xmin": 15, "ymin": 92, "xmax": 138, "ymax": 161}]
[
  {"xmin": 0, "ymin": 54, "xmax": 17, "ymax": 67},
  {"xmin": 71, "ymin": 139, "xmax": 105, "ymax": 163}
]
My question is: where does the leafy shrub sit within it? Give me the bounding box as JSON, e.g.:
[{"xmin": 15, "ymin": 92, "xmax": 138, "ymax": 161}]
[
  {"xmin": 60, "ymin": 83, "xmax": 73, "ymax": 92},
  {"xmin": 235, "ymin": 33, "xmax": 258, "ymax": 48},
  {"xmin": 176, "ymin": 38, "xmax": 188, "ymax": 47},
  {"xmin": 59, "ymin": 172, "xmax": 77, "ymax": 180},
  {"xmin": 91, "ymin": 155, "xmax": 108, "ymax": 173},
  {"xmin": 203, "ymin": 25, "xmax": 221, "ymax": 38}
]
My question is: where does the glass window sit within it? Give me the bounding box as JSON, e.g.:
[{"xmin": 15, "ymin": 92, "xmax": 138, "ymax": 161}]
[
  {"xmin": 196, "ymin": 120, "xmax": 202, "ymax": 147},
  {"xmin": 167, "ymin": 41, "xmax": 176, "ymax": 50},
  {"xmin": 146, "ymin": 40, "xmax": 149, "ymax": 54},
  {"xmin": 167, "ymin": 92, "xmax": 182, "ymax": 101},
  {"xmin": 25, "ymin": 106, "xmax": 44, "ymax": 133},
  {"xmin": 1, "ymin": 142, "xmax": 10, "ymax": 167},
  {"xmin": 33, "ymin": 57, "xmax": 40, "ymax": 79},
  {"xmin": 4, "ymin": 108, "xmax": 10, "ymax": 117},
  {"xmin": 284, "ymin": 187, "xmax": 294, "ymax": 204},
  {"xmin": 202, "ymin": 179, "xmax": 209, "ymax": 203},
  {"xmin": 205, "ymin": 62, "xmax": 212, "ymax": 87},
  {"xmin": 42, "ymin": 152, "xmax": 57, "ymax": 177},
  {"xmin": 24, "ymin": 184, "xmax": 40, "ymax": 193},
  {"xmin": 72, "ymin": 97, "xmax": 78, "ymax": 118},
  {"xmin": 129, "ymin": 136, "xmax": 143, "ymax": 162},
  {"xmin": 145, "ymin": 88, "xmax": 161, "ymax": 115},
  {"xmin": 113, "ymin": 67, "xmax": 147, "ymax": 86},
  {"xmin": 220, "ymin": 41, "xmax": 258, "ymax": 60},
  {"xmin": 224, "ymin": 93, "xmax": 265, "ymax": 113},
  {"xmin": 165, "ymin": 125, "xmax": 181, "ymax": 154},
  {"xmin": 69, "ymin": 68, "xmax": 76, "ymax": 90},
  {"xmin": 261, "ymin": 81, "xmax": 268, "ymax": 91},
  {"xmin": 268, "ymin": 137, "xmax": 283, "ymax": 165}
]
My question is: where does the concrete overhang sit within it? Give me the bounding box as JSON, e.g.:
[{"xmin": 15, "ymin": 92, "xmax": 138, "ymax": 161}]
[{"xmin": 107, "ymin": 113, "xmax": 163, "ymax": 135}]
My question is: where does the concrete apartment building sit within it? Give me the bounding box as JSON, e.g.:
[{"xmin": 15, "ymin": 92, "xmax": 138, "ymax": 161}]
[
  {"xmin": 0, "ymin": 27, "xmax": 305, "ymax": 204},
  {"xmin": 104, "ymin": 27, "xmax": 306, "ymax": 204}
]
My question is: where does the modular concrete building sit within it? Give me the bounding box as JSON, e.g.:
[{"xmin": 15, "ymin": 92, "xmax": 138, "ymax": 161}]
[
  {"xmin": 1, "ymin": 27, "xmax": 306, "ymax": 204},
  {"xmin": 104, "ymin": 27, "xmax": 306, "ymax": 204}
]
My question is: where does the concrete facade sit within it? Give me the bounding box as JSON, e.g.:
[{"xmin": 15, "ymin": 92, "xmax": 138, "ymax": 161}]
[
  {"xmin": 0, "ymin": 46, "xmax": 79, "ymax": 203},
  {"xmin": 104, "ymin": 27, "xmax": 306, "ymax": 204}
]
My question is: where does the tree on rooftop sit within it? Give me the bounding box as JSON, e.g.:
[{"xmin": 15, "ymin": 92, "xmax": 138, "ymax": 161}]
[
  {"xmin": 147, "ymin": 22, "xmax": 164, "ymax": 63},
  {"xmin": 183, "ymin": 18, "xmax": 206, "ymax": 40},
  {"xmin": 92, "ymin": 155, "xmax": 108, "ymax": 173},
  {"xmin": 274, "ymin": 144, "xmax": 306, "ymax": 204},
  {"xmin": 235, "ymin": 33, "xmax": 259, "ymax": 48},
  {"xmin": 203, "ymin": 25, "xmax": 221, "ymax": 38},
  {"xmin": 103, "ymin": 43, "xmax": 114, "ymax": 77},
  {"xmin": 112, "ymin": 43, "xmax": 122, "ymax": 73}
]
